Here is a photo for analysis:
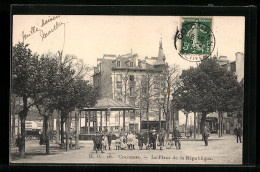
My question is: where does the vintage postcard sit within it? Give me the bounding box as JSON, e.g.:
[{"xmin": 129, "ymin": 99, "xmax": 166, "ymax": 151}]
[{"xmin": 10, "ymin": 14, "xmax": 245, "ymax": 165}]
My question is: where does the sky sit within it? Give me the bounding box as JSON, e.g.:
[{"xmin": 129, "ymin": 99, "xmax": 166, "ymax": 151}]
[
  {"xmin": 13, "ymin": 15, "xmax": 245, "ymax": 125},
  {"xmin": 13, "ymin": 15, "xmax": 245, "ymax": 70}
]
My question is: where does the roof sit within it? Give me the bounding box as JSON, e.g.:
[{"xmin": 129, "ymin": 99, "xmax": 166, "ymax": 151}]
[
  {"xmin": 207, "ymin": 112, "xmax": 218, "ymax": 118},
  {"xmin": 82, "ymin": 98, "xmax": 138, "ymax": 111}
]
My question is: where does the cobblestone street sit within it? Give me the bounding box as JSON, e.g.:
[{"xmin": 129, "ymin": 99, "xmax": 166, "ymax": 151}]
[{"xmin": 10, "ymin": 134, "xmax": 242, "ymax": 164}]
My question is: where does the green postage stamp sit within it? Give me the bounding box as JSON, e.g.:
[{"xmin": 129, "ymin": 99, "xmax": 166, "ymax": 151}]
[{"xmin": 174, "ymin": 17, "xmax": 215, "ymax": 62}]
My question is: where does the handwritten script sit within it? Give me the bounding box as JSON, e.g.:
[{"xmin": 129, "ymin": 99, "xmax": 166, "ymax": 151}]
[{"xmin": 22, "ymin": 15, "xmax": 65, "ymax": 42}]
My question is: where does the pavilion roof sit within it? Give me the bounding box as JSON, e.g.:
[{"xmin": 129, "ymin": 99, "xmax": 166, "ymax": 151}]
[{"xmin": 82, "ymin": 98, "xmax": 138, "ymax": 111}]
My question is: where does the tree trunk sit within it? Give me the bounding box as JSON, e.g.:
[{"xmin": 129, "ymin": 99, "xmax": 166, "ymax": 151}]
[
  {"xmin": 12, "ymin": 113, "xmax": 16, "ymax": 145},
  {"xmin": 194, "ymin": 112, "xmax": 196, "ymax": 139},
  {"xmin": 75, "ymin": 111, "xmax": 79, "ymax": 149},
  {"xmin": 56, "ymin": 115, "xmax": 60, "ymax": 143},
  {"xmin": 158, "ymin": 107, "xmax": 161, "ymax": 131},
  {"xmin": 95, "ymin": 112, "xmax": 97, "ymax": 132},
  {"xmin": 79, "ymin": 112, "xmax": 81, "ymax": 134},
  {"xmin": 65, "ymin": 116, "xmax": 69, "ymax": 151},
  {"xmin": 44, "ymin": 116, "xmax": 50, "ymax": 155},
  {"xmin": 105, "ymin": 111, "xmax": 107, "ymax": 130},
  {"xmin": 20, "ymin": 114, "xmax": 26, "ymax": 158},
  {"xmin": 166, "ymin": 85, "xmax": 171, "ymax": 131},
  {"xmin": 60, "ymin": 115, "xmax": 65, "ymax": 144},
  {"xmin": 88, "ymin": 112, "xmax": 90, "ymax": 134},
  {"xmin": 85, "ymin": 112, "xmax": 87, "ymax": 133},
  {"xmin": 218, "ymin": 113, "xmax": 221, "ymax": 138},
  {"xmin": 100, "ymin": 111, "xmax": 103, "ymax": 131},
  {"xmin": 139, "ymin": 112, "xmax": 142, "ymax": 131},
  {"xmin": 200, "ymin": 112, "xmax": 207, "ymax": 141},
  {"xmin": 146, "ymin": 102, "xmax": 150, "ymax": 130},
  {"xmin": 118, "ymin": 111, "xmax": 121, "ymax": 132},
  {"xmin": 12, "ymin": 95, "xmax": 16, "ymax": 145},
  {"xmin": 165, "ymin": 111, "xmax": 169, "ymax": 139},
  {"xmin": 220, "ymin": 112, "xmax": 223, "ymax": 137},
  {"xmin": 123, "ymin": 110, "xmax": 126, "ymax": 131},
  {"xmin": 19, "ymin": 96, "xmax": 28, "ymax": 158},
  {"xmin": 185, "ymin": 113, "xmax": 188, "ymax": 136},
  {"xmin": 172, "ymin": 108, "xmax": 175, "ymax": 130}
]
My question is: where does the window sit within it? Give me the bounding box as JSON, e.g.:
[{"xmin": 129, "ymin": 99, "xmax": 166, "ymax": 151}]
[
  {"xmin": 141, "ymin": 75, "xmax": 147, "ymax": 86},
  {"xmin": 116, "ymin": 61, "xmax": 121, "ymax": 67},
  {"xmin": 116, "ymin": 74, "xmax": 122, "ymax": 88},
  {"xmin": 129, "ymin": 75, "xmax": 135, "ymax": 87},
  {"xmin": 130, "ymin": 62, "xmax": 133, "ymax": 67},
  {"xmin": 154, "ymin": 78, "xmax": 160, "ymax": 89},
  {"xmin": 116, "ymin": 74, "xmax": 122, "ymax": 82},
  {"xmin": 129, "ymin": 75, "xmax": 134, "ymax": 81}
]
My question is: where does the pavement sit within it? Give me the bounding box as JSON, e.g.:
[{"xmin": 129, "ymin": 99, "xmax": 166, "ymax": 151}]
[{"xmin": 10, "ymin": 134, "xmax": 242, "ymax": 165}]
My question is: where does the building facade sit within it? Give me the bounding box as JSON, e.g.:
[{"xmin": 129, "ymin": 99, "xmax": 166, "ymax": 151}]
[{"xmin": 91, "ymin": 40, "xmax": 179, "ymax": 132}]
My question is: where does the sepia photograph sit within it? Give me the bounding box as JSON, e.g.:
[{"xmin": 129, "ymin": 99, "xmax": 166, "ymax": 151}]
[{"xmin": 10, "ymin": 14, "xmax": 245, "ymax": 164}]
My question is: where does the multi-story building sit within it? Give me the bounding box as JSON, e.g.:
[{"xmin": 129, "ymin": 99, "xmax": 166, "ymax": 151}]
[{"xmin": 91, "ymin": 40, "xmax": 179, "ymax": 132}]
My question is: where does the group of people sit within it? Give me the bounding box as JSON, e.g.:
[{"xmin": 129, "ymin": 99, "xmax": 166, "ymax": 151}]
[
  {"xmin": 93, "ymin": 131, "xmax": 113, "ymax": 153},
  {"xmin": 115, "ymin": 129, "xmax": 161, "ymax": 150},
  {"xmin": 93, "ymin": 127, "xmax": 183, "ymax": 153},
  {"xmin": 202, "ymin": 125, "xmax": 243, "ymax": 146}
]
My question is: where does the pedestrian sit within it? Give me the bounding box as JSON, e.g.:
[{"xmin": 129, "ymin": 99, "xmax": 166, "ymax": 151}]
[
  {"xmin": 133, "ymin": 131, "xmax": 138, "ymax": 150},
  {"xmin": 120, "ymin": 135, "xmax": 127, "ymax": 150},
  {"xmin": 148, "ymin": 129, "xmax": 153, "ymax": 149},
  {"xmin": 136, "ymin": 131, "xmax": 144, "ymax": 150},
  {"xmin": 189, "ymin": 129, "xmax": 193, "ymax": 138},
  {"xmin": 173, "ymin": 127, "xmax": 181, "ymax": 149},
  {"xmin": 16, "ymin": 134, "xmax": 22, "ymax": 152},
  {"xmin": 143, "ymin": 130, "xmax": 150, "ymax": 150},
  {"xmin": 102, "ymin": 132, "xmax": 109, "ymax": 150},
  {"xmin": 234, "ymin": 125, "xmax": 242, "ymax": 143},
  {"xmin": 94, "ymin": 131, "xmax": 104, "ymax": 153},
  {"xmin": 158, "ymin": 130, "xmax": 164, "ymax": 150},
  {"xmin": 115, "ymin": 134, "xmax": 121, "ymax": 150},
  {"xmin": 150, "ymin": 130, "xmax": 157, "ymax": 150},
  {"xmin": 203, "ymin": 126, "xmax": 210, "ymax": 146},
  {"xmin": 92, "ymin": 134, "xmax": 96, "ymax": 150},
  {"xmin": 127, "ymin": 131, "xmax": 135, "ymax": 150},
  {"xmin": 107, "ymin": 132, "xmax": 112, "ymax": 150}
]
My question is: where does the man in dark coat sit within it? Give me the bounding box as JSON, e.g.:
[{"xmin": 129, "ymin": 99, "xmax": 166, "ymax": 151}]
[
  {"xmin": 107, "ymin": 132, "xmax": 112, "ymax": 150},
  {"xmin": 203, "ymin": 126, "xmax": 210, "ymax": 146},
  {"xmin": 94, "ymin": 131, "xmax": 104, "ymax": 153},
  {"xmin": 158, "ymin": 130, "xmax": 164, "ymax": 150},
  {"xmin": 136, "ymin": 131, "xmax": 144, "ymax": 150},
  {"xmin": 150, "ymin": 130, "xmax": 157, "ymax": 150},
  {"xmin": 143, "ymin": 130, "xmax": 150, "ymax": 150},
  {"xmin": 189, "ymin": 129, "xmax": 193, "ymax": 138},
  {"xmin": 234, "ymin": 125, "xmax": 242, "ymax": 143},
  {"xmin": 16, "ymin": 134, "xmax": 22, "ymax": 152},
  {"xmin": 173, "ymin": 127, "xmax": 181, "ymax": 149}
]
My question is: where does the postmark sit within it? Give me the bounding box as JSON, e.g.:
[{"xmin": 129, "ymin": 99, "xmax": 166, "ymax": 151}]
[{"xmin": 174, "ymin": 17, "xmax": 215, "ymax": 62}]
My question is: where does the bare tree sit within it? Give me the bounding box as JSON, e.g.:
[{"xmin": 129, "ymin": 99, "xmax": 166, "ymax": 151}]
[{"xmin": 155, "ymin": 64, "xmax": 180, "ymax": 136}]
